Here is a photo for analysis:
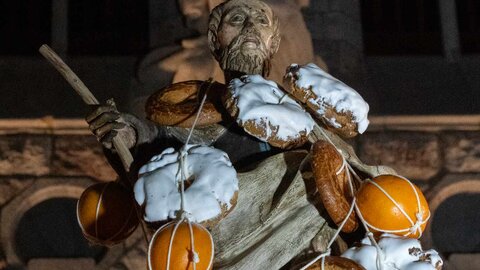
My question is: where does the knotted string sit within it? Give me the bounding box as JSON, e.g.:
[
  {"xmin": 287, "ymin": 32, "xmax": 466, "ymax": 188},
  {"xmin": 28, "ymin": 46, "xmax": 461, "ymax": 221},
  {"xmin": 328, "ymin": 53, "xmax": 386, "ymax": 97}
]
[
  {"xmin": 358, "ymin": 177, "xmax": 430, "ymax": 238},
  {"xmin": 300, "ymin": 133, "xmax": 358, "ymax": 270},
  {"xmin": 301, "ymin": 126, "xmax": 428, "ymax": 270},
  {"xmin": 164, "ymin": 78, "xmax": 215, "ymax": 270}
]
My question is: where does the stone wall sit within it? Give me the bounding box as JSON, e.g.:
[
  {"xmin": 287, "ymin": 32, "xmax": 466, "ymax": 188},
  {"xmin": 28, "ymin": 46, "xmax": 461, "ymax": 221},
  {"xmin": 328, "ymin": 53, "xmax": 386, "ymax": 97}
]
[
  {"xmin": 0, "ymin": 119, "xmax": 146, "ymax": 270},
  {"xmin": 0, "ymin": 116, "xmax": 478, "ymax": 269}
]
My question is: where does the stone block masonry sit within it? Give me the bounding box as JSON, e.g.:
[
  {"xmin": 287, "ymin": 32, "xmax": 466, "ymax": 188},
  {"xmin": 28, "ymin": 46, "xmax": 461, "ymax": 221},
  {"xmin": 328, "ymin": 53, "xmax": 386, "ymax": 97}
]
[
  {"xmin": 0, "ymin": 116, "xmax": 478, "ymax": 269},
  {"xmin": 359, "ymin": 132, "xmax": 441, "ymax": 181}
]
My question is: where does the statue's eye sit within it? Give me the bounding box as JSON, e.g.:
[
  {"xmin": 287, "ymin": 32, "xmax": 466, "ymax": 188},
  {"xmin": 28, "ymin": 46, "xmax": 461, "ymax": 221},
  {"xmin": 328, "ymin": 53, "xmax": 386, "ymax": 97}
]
[
  {"xmin": 230, "ymin": 14, "xmax": 244, "ymax": 24},
  {"xmin": 257, "ymin": 15, "xmax": 269, "ymax": 25}
]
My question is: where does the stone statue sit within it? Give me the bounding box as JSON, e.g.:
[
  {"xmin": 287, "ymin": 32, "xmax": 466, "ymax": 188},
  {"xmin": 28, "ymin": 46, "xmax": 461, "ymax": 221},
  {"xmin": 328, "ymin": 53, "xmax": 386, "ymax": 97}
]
[
  {"xmin": 86, "ymin": 0, "xmax": 362, "ymax": 269},
  {"xmin": 132, "ymin": 0, "xmax": 326, "ymax": 118}
]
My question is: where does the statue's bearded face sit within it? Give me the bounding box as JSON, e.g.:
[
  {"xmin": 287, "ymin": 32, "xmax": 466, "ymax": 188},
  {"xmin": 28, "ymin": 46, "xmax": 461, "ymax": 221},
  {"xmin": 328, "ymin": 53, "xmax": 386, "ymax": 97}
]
[{"xmin": 209, "ymin": 0, "xmax": 280, "ymax": 76}]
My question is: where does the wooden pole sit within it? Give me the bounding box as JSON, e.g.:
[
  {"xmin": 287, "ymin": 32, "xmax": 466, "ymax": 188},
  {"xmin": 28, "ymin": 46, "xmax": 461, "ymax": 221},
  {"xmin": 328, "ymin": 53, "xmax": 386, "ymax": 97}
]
[{"xmin": 39, "ymin": 44, "xmax": 134, "ymax": 171}]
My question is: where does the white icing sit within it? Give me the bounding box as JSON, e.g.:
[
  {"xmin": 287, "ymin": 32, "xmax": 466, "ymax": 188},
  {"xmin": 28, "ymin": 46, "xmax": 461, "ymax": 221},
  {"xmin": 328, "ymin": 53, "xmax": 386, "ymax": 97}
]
[
  {"xmin": 134, "ymin": 144, "xmax": 238, "ymax": 223},
  {"xmin": 326, "ymin": 117, "xmax": 342, "ymax": 129},
  {"xmin": 342, "ymin": 234, "xmax": 443, "ymax": 270},
  {"xmin": 229, "ymin": 75, "xmax": 314, "ymax": 142},
  {"xmin": 287, "ymin": 63, "xmax": 370, "ymax": 133}
]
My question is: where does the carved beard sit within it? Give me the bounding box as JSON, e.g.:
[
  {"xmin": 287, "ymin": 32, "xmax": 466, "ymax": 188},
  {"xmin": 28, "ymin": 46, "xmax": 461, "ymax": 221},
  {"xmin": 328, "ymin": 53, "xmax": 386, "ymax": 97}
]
[{"xmin": 219, "ymin": 30, "xmax": 270, "ymax": 76}]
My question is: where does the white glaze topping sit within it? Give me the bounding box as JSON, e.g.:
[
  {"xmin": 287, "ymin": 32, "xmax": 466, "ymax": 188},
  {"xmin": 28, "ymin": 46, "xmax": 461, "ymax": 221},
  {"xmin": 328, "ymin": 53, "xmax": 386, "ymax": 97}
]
[
  {"xmin": 229, "ymin": 75, "xmax": 314, "ymax": 141},
  {"xmin": 342, "ymin": 234, "xmax": 443, "ymax": 270},
  {"xmin": 287, "ymin": 63, "xmax": 370, "ymax": 133},
  {"xmin": 134, "ymin": 144, "xmax": 238, "ymax": 223}
]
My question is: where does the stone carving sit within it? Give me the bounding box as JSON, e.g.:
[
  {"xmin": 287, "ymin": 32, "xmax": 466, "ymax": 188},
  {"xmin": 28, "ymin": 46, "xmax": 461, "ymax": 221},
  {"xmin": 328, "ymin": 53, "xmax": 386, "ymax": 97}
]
[
  {"xmin": 85, "ymin": 1, "xmax": 385, "ymax": 269},
  {"xmin": 211, "ymin": 150, "xmax": 334, "ymax": 269},
  {"xmin": 133, "ymin": 0, "xmax": 326, "ymax": 117}
]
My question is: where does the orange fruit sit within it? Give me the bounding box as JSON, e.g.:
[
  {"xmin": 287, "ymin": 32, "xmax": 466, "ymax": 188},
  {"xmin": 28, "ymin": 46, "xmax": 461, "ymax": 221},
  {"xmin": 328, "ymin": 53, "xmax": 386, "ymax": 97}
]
[
  {"xmin": 356, "ymin": 174, "xmax": 430, "ymax": 238},
  {"xmin": 77, "ymin": 182, "xmax": 139, "ymax": 245},
  {"xmin": 148, "ymin": 221, "xmax": 214, "ymax": 270}
]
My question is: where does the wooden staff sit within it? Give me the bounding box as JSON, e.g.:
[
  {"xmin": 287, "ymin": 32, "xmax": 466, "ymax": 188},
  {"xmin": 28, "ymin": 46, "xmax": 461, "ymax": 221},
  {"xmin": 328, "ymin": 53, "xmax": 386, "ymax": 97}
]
[{"xmin": 39, "ymin": 44, "xmax": 134, "ymax": 172}]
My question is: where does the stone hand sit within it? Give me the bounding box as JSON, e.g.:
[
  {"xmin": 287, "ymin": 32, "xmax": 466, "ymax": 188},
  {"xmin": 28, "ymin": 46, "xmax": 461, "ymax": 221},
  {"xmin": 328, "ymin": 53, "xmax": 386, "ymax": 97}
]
[{"xmin": 85, "ymin": 101, "xmax": 136, "ymax": 150}]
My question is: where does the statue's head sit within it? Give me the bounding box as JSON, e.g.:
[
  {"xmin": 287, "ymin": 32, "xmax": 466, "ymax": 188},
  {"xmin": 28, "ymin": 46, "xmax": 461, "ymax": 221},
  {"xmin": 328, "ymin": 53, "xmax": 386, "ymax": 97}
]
[
  {"xmin": 208, "ymin": 0, "xmax": 281, "ymax": 76},
  {"xmin": 178, "ymin": 0, "xmax": 225, "ymax": 33}
]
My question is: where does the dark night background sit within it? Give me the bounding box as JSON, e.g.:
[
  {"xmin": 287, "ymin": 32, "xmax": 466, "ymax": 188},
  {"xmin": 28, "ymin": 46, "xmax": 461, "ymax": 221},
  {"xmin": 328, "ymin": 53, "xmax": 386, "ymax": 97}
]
[{"xmin": 0, "ymin": 0, "xmax": 478, "ymax": 118}]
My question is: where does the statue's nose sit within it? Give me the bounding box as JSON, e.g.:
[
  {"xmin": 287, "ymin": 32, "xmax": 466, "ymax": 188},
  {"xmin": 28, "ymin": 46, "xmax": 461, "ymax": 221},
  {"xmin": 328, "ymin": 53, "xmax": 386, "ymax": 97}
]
[{"xmin": 243, "ymin": 18, "xmax": 255, "ymax": 28}]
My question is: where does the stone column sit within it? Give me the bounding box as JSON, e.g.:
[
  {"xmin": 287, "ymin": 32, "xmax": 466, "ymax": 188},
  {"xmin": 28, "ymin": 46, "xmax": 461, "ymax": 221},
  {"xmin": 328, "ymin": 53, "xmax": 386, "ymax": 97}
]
[
  {"xmin": 438, "ymin": 0, "xmax": 461, "ymax": 62},
  {"xmin": 302, "ymin": 0, "xmax": 365, "ymax": 88},
  {"xmin": 51, "ymin": 0, "xmax": 68, "ymax": 58}
]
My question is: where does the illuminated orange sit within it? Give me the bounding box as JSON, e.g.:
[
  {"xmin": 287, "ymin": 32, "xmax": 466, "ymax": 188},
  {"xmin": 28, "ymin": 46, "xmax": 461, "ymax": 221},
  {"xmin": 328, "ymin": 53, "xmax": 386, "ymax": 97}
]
[
  {"xmin": 77, "ymin": 182, "xmax": 139, "ymax": 245},
  {"xmin": 148, "ymin": 221, "xmax": 213, "ymax": 270},
  {"xmin": 356, "ymin": 174, "xmax": 430, "ymax": 238}
]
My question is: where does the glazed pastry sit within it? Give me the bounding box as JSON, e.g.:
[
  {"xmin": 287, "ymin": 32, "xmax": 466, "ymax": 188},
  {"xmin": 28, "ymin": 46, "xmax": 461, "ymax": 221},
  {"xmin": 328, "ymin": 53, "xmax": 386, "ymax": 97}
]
[
  {"xmin": 284, "ymin": 63, "xmax": 369, "ymax": 138},
  {"xmin": 311, "ymin": 140, "xmax": 358, "ymax": 233},
  {"xmin": 342, "ymin": 234, "xmax": 443, "ymax": 270},
  {"xmin": 224, "ymin": 75, "xmax": 314, "ymax": 149},
  {"xmin": 146, "ymin": 80, "xmax": 226, "ymax": 127},
  {"xmin": 134, "ymin": 144, "xmax": 238, "ymax": 228}
]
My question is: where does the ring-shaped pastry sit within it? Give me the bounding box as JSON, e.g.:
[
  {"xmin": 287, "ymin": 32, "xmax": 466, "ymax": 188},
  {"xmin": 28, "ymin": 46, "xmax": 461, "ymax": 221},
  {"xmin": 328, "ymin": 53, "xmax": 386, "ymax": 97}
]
[
  {"xmin": 311, "ymin": 140, "xmax": 358, "ymax": 233},
  {"xmin": 146, "ymin": 80, "xmax": 226, "ymax": 127}
]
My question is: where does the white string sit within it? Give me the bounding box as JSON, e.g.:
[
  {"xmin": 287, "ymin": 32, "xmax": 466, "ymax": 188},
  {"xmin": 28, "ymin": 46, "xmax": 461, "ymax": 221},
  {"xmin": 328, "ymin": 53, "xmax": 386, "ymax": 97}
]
[
  {"xmin": 402, "ymin": 176, "xmax": 428, "ymax": 237},
  {"xmin": 336, "ymin": 153, "xmax": 347, "ymax": 176},
  {"xmin": 315, "ymin": 126, "xmax": 362, "ymax": 187},
  {"xmin": 366, "ymin": 179, "xmax": 415, "ymax": 225},
  {"xmin": 300, "ymin": 250, "xmax": 330, "ymax": 270},
  {"xmin": 300, "ymin": 137, "xmax": 358, "ymax": 270},
  {"xmin": 300, "ymin": 193, "xmax": 357, "ymax": 270},
  {"xmin": 305, "ymin": 126, "xmax": 427, "ymax": 269},
  {"xmin": 313, "ymin": 126, "xmax": 388, "ymax": 269},
  {"xmin": 188, "ymin": 221, "xmax": 200, "ymax": 264},
  {"xmin": 166, "ymin": 221, "xmax": 182, "ymax": 270},
  {"xmin": 362, "ymin": 178, "xmax": 430, "ymax": 238},
  {"xmin": 94, "ymin": 182, "xmax": 110, "ymax": 239},
  {"xmin": 164, "ymin": 79, "xmax": 215, "ymax": 270},
  {"xmin": 354, "ymin": 203, "xmax": 385, "ymax": 270},
  {"xmin": 346, "ymin": 163, "xmax": 363, "ymax": 183},
  {"xmin": 178, "ymin": 149, "xmax": 189, "ymax": 213},
  {"xmin": 185, "ymin": 79, "xmax": 212, "ymax": 146},
  {"xmin": 315, "ymin": 125, "xmax": 429, "ymax": 237}
]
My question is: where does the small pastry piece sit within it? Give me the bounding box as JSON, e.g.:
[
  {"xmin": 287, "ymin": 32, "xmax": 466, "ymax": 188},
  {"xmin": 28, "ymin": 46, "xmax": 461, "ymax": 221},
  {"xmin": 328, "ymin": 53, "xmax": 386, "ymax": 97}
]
[
  {"xmin": 304, "ymin": 256, "xmax": 365, "ymax": 270},
  {"xmin": 148, "ymin": 221, "xmax": 214, "ymax": 270},
  {"xmin": 134, "ymin": 145, "xmax": 238, "ymax": 229},
  {"xmin": 146, "ymin": 80, "xmax": 226, "ymax": 127},
  {"xmin": 284, "ymin": 63, "xmax": 369, "ymax": 138},
  {"xmin": 311, "ymin": 140, "xmax": 358, "ymax": 233},
  {"xmin": 224, "ymin": 74, "xmax": 314, "ymax": 149},
  {"xmin": 342, "ymin": 234, "xmax": 443, "ymax": 270}
]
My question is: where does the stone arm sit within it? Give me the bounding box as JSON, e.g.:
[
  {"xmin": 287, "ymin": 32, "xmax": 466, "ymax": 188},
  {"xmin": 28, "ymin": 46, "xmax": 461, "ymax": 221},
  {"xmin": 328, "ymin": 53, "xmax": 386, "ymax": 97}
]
[{"xmin": 85, "ymin": 104, "xmax": 181, "ymax": 177}]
